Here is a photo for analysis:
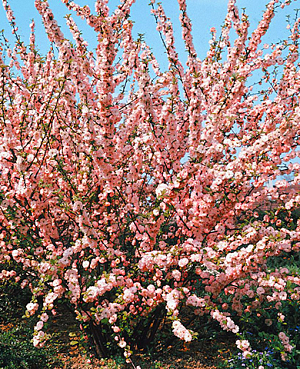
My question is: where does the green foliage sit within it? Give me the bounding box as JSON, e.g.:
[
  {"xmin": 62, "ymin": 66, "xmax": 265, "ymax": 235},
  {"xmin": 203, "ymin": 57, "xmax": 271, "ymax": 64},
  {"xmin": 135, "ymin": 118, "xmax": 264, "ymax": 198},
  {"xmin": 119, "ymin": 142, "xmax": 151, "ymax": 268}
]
[
  {"xmin": 222, "ymin": 350, "xmax": 285, "ymax": 369},
  {"xmin": 220, "ymin": 298, "xmax": 300, "ymax": 368},
  {"xmin": 0, "ymin": 275, "xmax": 59, "ymax": 369},
  {"xmin": 0, "ymin": 325, "xmax": 60, "ymax": 369},
  {"xmin": 0, "ymin": 279, "xmax": 31, "ymax": 323}
]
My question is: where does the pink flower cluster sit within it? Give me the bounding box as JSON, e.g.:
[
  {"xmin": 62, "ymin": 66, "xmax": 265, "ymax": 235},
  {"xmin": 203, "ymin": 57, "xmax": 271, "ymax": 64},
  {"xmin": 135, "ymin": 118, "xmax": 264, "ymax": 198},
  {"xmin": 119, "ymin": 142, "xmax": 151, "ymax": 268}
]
[
  {"xmin": 211, "ymin": 310, "xmax": 239, "ymax": 334},
  {"xmin": 172, "ymin": 320, "xmax": 193, "ymax": 342},
  {"xmin": 278, "ymin": 332, "xmax": 294, "ymax": 353}
]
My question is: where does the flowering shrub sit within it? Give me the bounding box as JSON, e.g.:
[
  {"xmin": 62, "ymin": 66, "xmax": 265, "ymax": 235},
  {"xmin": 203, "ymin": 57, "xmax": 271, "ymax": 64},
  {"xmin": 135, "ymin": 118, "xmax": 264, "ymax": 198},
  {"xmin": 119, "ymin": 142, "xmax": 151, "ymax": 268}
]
[{"xmin": 0, "ymin": 0, "xmax": 300, "ymax": 364}]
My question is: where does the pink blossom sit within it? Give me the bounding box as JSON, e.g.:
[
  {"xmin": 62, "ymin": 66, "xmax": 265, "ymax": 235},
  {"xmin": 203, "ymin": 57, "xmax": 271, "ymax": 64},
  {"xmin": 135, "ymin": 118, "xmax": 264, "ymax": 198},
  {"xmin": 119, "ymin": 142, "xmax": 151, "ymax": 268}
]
[
  {"xmin": 118, "ymin": 339, "xmax": 126, "ymax": 348},
  {"xmin": 172, "ymin": 269, "xmax": 181, "ymax": 281},
  {"xmin": 35, "ymin": 321, "xmax": 44, "ymax": 331},
  {"xmin": 265, "ymin": 319, "xmax": 272, "ymax": 326},
  {"xmin": 82, "ymin": 260, "xmax": 90, "ymax": 269},
  {"xmin": 155, "ymin": 183, "xmax": 169, "ymax": 198},
  {"xmin": 40, "ymin": 313, "xmax": 49, "ymax": 322},
  {"xmin": 172, "ymin": 320, "xmax": 193, "ymax": 342},
  {"xmin": 26, "ymin": 302, "xmax": 39, "ymax": 316},
  {"xmin": 236, "ymin": 339, "xmax": 250, "ymax": 351},
  {"xmin": 256, "ymin": 287, "xmax": 265, "ymax": 295},
  {"xmin": 178, "ymin": 258, "xmax": 189, "ymax": 268}
]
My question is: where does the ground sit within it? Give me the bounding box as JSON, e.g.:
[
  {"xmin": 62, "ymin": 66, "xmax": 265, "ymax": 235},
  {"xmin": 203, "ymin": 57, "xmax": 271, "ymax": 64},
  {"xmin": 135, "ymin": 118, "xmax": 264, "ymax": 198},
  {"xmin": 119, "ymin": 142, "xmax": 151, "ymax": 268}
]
[
  {"xmin": 48, "ymin": 308, "xmax": 235, "ymax": 368},
  {"xmin": 0, "ymin": 295, "xmax": 236, "ymax": 369}
]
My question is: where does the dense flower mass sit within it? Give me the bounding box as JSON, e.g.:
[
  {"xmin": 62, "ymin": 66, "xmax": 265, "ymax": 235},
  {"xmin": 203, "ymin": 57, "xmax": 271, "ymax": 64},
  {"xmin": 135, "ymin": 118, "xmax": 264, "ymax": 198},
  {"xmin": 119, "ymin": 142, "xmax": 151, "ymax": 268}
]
[{"xmin": 0, "ymin": 0, "xmax": 300, "ymax": 363}]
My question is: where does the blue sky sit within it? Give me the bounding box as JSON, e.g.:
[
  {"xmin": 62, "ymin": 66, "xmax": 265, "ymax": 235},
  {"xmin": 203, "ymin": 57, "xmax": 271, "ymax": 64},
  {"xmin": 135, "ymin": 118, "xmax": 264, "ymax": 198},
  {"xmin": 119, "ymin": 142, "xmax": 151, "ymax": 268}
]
[{"xmin": 0, "ymin": 0, "xmax": 295, "ymax": 66}]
